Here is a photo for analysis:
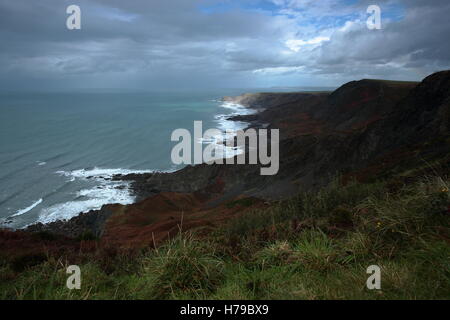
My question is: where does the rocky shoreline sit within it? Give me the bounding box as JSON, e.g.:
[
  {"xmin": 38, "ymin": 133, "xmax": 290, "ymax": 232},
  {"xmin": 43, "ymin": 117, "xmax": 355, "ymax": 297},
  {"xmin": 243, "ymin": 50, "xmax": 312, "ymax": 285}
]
[
  {"xmin": 20, "ymin": 70, "xmax": 450, "ymax": 240},
  {"xmin": 24, "ymin": 205, "xmax": 117, "ymax": 238},
  {"xmin": 21, "ymin": 94, "xmax": 274, "ymax": 237}
]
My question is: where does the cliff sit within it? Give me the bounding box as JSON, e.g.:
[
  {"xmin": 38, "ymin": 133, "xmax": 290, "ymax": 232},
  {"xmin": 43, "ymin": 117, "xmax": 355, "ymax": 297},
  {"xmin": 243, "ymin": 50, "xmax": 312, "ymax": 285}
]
[
  {"xmin": 17, "ymin": 71, "xmax": 450, "ymax": 248},
  {"xmin": 2, "ymin": 72, "xmax": 449, "ymax": 300}
]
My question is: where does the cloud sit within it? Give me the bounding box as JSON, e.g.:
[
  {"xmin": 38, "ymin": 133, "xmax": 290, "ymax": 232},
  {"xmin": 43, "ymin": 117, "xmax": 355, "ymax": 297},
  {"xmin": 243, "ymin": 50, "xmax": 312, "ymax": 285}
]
[
  {"xmin": 285, "ymin": 37, "xmax": 330, "ymax": 52},
  {"xmin": 253, "ymin": 66, "xmax": 305, "ymax": 74},
  {"xmin": 0, "ymin": 0, "xmax": 448, "ymax": 90}
]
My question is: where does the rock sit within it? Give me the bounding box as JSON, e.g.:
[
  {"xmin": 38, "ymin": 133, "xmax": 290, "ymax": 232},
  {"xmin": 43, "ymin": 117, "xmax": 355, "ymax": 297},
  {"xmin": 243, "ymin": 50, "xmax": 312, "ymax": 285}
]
[
  {"xmin": 25, "ymin": 205, "xmax": 117, "ymax": 238},
  {"xmin": 21, "ymin": 70, "xmax": 450, "ymax": 241}
]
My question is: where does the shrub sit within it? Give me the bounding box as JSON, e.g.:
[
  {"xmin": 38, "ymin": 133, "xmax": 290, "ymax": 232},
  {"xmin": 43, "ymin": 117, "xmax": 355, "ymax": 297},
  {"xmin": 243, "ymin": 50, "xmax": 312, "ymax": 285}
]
[
  {"xmin": 254, "ymin": 241, "xmax": 293, "ymax": 267},
  {"xmin": 143, "ymin": 235, "xmax": 225, "ymax": 299},
  {"xmin": 290, "ymin": 230, "xmax": 337, "ymax": 273}
]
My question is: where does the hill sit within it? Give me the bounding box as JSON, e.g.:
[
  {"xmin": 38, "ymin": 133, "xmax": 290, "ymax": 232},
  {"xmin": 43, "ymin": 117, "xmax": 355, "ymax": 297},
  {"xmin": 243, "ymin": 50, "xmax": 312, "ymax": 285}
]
[{"xmin": 1, "ymin": 71, "xmax": 449, "ymax": 299}]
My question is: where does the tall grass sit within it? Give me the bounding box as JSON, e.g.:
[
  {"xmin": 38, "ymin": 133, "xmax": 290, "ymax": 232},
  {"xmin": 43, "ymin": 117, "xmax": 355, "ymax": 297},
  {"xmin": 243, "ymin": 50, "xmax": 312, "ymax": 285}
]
[{"xmin": 1, "ymin": 177, "xmax": 448, "ymax": 300}]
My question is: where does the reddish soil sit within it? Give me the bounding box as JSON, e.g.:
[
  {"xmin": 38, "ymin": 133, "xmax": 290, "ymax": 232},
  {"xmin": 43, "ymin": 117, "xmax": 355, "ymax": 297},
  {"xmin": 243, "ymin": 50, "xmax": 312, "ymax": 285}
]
[
  {"xmin": 101, "ymin": 192, "xmax": 267, "ymax": 249},
  {"xmin": 0, "ymin": 193, "xmax": 268, "ymax": 261},
  {"xmin": 0, "ymin": 229, "xmax": 98, "ymax": 263}
]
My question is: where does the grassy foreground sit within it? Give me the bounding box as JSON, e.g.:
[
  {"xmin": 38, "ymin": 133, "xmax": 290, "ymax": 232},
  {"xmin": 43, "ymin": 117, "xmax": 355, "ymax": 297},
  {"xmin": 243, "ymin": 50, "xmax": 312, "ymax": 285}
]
[{"xmin": 1, "ymin": 177, "xmax": 449, "ymax": 300}]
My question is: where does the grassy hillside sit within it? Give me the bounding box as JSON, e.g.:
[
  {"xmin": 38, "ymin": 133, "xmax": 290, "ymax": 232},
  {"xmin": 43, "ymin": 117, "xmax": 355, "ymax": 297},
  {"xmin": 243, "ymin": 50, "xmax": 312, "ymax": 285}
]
[
  {"xmin": 1, "ymin": 175, "xmax": 448, "ymax": 300},
  {"xmin": 2, "ymin": 71, "xmax": 449, "ymax": 300}
]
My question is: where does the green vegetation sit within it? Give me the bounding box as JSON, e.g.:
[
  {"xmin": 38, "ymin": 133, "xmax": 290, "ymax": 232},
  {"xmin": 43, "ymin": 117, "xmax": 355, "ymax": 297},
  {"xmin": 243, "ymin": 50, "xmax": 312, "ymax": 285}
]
[
  {"xmin": 1, "ymin": 177, "xmax": 449, "ymax": 300},
  {"xmin": 226, "ymin": 197, "xmax": 259, "ymax": 209}
]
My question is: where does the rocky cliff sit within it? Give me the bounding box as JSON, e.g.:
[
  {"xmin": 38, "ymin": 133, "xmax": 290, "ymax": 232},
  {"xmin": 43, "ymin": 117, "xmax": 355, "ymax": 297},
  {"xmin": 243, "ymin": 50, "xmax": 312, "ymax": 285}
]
[{"xmin": 22, "ymin": 71, "xmax": 450, "ymax": 247}]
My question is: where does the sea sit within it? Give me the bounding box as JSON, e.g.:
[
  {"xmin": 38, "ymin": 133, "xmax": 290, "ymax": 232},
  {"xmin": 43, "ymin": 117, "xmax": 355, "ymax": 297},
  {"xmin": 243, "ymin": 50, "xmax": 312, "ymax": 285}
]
[{"xmin": 0, "ymin": 87, "xmax": 330, "ymax": 229}]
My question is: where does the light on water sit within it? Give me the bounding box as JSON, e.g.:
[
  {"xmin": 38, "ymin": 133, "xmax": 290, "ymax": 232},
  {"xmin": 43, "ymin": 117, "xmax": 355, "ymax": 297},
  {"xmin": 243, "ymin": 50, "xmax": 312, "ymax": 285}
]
[{"xmin": 0, "ymin": 90, "xmax": 253, "ymax": 229}]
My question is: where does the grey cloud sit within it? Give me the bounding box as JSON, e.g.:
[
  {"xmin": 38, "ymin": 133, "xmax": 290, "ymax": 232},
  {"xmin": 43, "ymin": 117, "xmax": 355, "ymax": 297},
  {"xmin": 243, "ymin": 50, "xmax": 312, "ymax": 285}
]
[
  {"xmin": 0, "ymin": 0, "xmax": 448, "ymax": 90},
  {"xmin": 313, "ymin": 1, "xmax": 450, "ymax": 78}
]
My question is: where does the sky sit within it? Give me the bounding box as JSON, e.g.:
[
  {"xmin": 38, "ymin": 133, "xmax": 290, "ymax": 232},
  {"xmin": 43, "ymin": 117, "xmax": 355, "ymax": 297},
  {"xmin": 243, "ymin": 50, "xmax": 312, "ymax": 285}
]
[{"xmin": 0, "ymin": 0, "xmax": 449, "ymax": 90}]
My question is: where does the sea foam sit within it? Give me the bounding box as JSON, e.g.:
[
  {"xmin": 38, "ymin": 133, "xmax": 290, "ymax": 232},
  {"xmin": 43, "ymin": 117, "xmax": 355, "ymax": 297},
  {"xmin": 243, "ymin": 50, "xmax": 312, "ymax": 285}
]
[
  {"xmin": 206, "ymin": 101, "xmax": 257, "ymax": 159},
  {"xmin": 36, "ymin": 167, "xmax": 154, "ymax": 224},
  {"xmin": 12, "ymin": 199, "xmax": 43, "ymax": 217}
]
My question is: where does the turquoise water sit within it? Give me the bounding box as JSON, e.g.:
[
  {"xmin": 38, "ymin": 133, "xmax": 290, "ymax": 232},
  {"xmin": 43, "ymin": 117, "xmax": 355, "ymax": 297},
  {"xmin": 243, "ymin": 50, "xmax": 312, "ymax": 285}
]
[
  {"xmin": 0, "ymin": 87, "xmax": 332, "ymax": 229},
  {"xmin": 0, "ymin": 90, "xmax": 249, "ymax": 228}
]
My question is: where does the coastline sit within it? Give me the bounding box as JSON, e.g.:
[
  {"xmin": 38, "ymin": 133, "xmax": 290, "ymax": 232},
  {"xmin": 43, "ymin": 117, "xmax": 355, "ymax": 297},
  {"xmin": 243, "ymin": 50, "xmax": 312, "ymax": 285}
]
[
  {"xmin": 14, "ymin": 71, "xmax": 450, "ymax": 241},
  {"xmin": 13, "ymin": 90, "xmax": 355, "ymax": 237},
  {"xmin": 2, "ymin": 71, "xmax": 450, "ymax": 300},
  {"xmin": 20, "ymin": 93, "xmax": 268, "ymax": 237},
  {"xmin": 18, "ymin": 90, "xmax": 336, "ymax": 238}
]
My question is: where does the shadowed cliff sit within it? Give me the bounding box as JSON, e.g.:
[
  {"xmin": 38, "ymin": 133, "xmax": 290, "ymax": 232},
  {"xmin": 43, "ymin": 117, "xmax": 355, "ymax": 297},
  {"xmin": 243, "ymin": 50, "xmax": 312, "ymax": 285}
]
[{"xmin": 21, "ymin": 71, "xmax": 450, "ymax": 248}]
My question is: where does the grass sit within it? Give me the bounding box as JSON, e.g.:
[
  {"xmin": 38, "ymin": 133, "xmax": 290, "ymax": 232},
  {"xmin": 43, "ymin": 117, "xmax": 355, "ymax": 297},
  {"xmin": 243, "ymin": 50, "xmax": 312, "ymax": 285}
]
[{"xmin": 0, "ymin": 176, "xmax": 449, "ymax": 300}]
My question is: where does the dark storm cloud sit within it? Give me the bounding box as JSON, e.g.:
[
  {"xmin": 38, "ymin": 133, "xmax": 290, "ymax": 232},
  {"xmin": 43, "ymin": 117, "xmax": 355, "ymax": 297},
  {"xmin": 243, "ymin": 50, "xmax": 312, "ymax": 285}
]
[{"xmin": 0, "ymin": 0, "xmax": 448, "ymax": 89}]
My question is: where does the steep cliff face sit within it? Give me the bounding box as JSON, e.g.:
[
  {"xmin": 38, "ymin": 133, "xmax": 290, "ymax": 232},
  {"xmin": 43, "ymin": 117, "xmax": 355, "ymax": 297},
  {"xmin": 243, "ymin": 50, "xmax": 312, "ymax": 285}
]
[
  {"xmin": 323, "ymin": 79, "xmax": 418, "ymax": 132},
  {"xmin": 381, "ymin": 71, "xmax": 450, "ymax": 146},
  {"xmin": 22, "ymin": 71, "xmax": 450, "ymax": 244},
  {"xmin": 319, "ymin": 71, "xmax": 450, "ymax": 184},
  {"xmin": 123, "ymin": 72, "xmax": 448, "ymax": 203}
]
